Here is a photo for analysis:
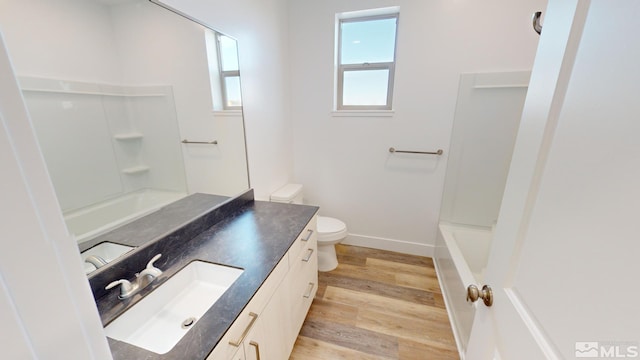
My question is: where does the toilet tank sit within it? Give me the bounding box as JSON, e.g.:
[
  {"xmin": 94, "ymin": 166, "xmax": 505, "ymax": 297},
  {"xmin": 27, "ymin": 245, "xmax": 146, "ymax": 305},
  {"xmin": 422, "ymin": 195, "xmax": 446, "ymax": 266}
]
[{"xmin": 270, "ymin": 184, "xmax": 304, "ymax": 204}]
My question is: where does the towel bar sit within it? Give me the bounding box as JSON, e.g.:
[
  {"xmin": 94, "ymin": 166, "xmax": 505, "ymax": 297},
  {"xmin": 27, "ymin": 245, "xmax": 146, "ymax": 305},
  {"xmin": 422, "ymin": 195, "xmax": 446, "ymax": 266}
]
[{"xmin": 388, "ymin": 147, "xmax": 443, "ymax": 155}]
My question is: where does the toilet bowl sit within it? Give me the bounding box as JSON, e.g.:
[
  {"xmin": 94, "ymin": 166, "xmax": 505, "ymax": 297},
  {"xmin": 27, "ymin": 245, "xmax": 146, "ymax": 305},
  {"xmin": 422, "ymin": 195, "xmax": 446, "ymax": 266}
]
[
  {"xmin": 270, "ymin": 184, "xmax": 347, "ymax": 272},
  {"xmin": 316, "ymin": 216, "xmax": 347, "ymax": 271}
]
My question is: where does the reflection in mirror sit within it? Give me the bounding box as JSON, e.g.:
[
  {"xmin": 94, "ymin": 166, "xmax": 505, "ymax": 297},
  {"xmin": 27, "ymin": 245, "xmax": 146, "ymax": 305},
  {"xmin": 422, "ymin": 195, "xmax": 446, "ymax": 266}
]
[
  {"xmin": 0, "ymin": 0, "xmax": 249, "ymax": 273},
  {"xmin": 215, "ymin": 33, "xmax": 243, "ymax": 110}
]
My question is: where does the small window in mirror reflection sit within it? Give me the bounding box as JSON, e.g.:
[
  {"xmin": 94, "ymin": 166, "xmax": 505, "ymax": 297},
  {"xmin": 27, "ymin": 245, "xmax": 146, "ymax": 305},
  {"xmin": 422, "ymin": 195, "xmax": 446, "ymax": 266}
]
[
  {"xmin": 224, "ymin": 76, "xmax": 242, "ymax": 108},
  {"xmin": 219, "ymin": 36, "xmax": 239, "ymax": 72},
  {"xmin": 217, "ymin": 34, "xmax": 242, "ymax": 110},
  {"xmin": 204, "ymin": 30, "xmax": 242, "ymax": 110}
]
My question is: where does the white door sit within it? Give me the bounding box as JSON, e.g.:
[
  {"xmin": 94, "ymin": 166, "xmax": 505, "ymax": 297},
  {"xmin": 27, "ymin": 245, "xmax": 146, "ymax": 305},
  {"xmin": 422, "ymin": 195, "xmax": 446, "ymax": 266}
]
[{"xmin": 466, "ymin": 1, "xmax": 640, "ymax": 359}]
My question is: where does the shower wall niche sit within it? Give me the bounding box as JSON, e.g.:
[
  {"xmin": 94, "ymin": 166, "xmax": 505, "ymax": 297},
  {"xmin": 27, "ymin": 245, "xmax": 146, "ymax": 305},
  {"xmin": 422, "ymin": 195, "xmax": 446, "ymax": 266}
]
[{"xmin": 20, "ymin": 76, "xmax": 187, "ymax": 226}]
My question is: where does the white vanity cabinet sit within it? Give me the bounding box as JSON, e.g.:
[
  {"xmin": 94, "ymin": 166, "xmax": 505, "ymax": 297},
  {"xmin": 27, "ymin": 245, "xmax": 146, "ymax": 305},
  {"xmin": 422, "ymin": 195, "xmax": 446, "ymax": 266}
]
[
  {"xmin": 242, "ymin": 287, "xmax": 288, "ymax": 360},
  {"xmin": 206, "ymin": 215, "xmax": 318, "ymax": 360},
  {"xmin": 230, "ymin": 347, "xmax": 245, "ymax": 360},
  {"xmin": 283, "ymin": 218, "xmax": 318, "ymax": 353}
]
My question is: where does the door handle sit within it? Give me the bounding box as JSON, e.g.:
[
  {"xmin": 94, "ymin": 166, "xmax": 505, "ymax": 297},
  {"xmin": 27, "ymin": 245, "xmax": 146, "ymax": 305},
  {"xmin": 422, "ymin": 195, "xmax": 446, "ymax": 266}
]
[{"xmin": 467, "ymin": 284, "xmax": 493, "ymax": 307}]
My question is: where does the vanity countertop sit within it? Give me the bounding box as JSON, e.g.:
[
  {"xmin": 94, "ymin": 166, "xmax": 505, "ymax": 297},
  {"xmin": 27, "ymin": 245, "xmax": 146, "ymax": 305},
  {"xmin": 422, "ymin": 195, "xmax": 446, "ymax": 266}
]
[
  {"xmin": 79, "ymin": 193, "xmax": 230, "ymax": 253},
  {"xmin": 95, "ymin": 193, "xmax": 319, "ymax": 359}
]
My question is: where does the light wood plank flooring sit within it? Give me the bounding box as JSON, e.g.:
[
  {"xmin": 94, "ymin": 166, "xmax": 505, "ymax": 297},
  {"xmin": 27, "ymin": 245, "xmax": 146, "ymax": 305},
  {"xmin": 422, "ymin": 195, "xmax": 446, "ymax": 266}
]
[{"xmin": 290, "ymin": 244, "xmax": 459, "ymax": 360}]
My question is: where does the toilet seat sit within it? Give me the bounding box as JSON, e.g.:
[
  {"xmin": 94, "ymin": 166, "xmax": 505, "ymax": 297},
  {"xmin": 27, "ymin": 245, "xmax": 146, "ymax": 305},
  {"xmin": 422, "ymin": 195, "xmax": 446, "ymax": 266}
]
[{"xmin": 317, "ymin": 216, "xmax": 347, "ymax": 243}]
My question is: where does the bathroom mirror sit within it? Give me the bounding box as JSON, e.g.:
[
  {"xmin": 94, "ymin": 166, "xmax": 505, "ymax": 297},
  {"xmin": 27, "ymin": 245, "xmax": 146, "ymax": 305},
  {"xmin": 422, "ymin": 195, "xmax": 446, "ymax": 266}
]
[{"xmin": 0, "ymin": 0, "xmax": 249, "ymax": 271}]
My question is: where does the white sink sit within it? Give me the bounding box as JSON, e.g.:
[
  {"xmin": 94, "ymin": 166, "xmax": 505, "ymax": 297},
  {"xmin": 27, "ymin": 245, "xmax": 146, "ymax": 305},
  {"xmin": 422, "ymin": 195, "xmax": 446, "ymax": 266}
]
[
  {"xmin": 81, "ymin": 242, "xmax": 134, "ymax": 274},
  {"xmin": 104, "ymin": 261, "xmax": 244, "ymax": 354}
]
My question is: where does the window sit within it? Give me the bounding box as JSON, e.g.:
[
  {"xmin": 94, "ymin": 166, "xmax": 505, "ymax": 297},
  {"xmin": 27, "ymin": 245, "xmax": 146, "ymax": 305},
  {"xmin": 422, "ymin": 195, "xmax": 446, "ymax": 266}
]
[
  {"xmin": 204, "ymin": 29, "xmax": 242, "ymax": 110},
  {"xmin": 216, "ymin": 34, "xmax": 242, "ymax": 109},
  {"xmin": 337, "ymin": 12, "xmax": 398, "ymax": 110}
]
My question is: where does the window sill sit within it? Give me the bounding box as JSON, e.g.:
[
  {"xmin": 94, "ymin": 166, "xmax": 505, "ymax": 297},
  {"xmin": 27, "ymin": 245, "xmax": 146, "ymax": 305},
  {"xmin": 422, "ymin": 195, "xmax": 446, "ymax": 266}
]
[{"xmin": 331, "ymin": 110, "xmax": 395, "ymax": 118}]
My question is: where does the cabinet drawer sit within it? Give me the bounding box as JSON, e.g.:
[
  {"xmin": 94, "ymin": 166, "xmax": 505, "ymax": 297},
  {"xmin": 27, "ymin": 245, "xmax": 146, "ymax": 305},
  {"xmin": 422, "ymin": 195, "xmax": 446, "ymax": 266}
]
[
  {"xmin": 288, "ymin": 216, "xmax": 317, "ymax": 265},
  {"xmin": 291, "ymin": 253, "xmax": 317, "ymax": 302},
  {"xmin": 207, "ymin": 253, "xmax": 289, "ymax": 360},
  {"xmin": 289, "ymin": 236, "xmax": 318, "ymax": 336}
]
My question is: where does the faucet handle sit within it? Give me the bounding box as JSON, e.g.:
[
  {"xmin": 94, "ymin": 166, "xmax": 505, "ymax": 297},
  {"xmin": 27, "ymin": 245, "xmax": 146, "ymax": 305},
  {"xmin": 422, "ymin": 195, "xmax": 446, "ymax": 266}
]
[
  {"xmin": 139, "ymin": 253, "xmax": 163, "ymax": 279},
  {"xmin": 105, "ymin": 279, "xmax": 136, "ymax": 298},
  {"xmin": 147, "ymin": 253, "xmax": 162, "ymax": 269}
]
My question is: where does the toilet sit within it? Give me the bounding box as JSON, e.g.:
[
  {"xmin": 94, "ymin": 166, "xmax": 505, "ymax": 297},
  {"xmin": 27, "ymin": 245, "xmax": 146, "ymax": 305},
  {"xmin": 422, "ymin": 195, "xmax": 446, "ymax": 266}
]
[{"xmin": 270, "ymin": 184, "xmax": 347, "ymax": 272}]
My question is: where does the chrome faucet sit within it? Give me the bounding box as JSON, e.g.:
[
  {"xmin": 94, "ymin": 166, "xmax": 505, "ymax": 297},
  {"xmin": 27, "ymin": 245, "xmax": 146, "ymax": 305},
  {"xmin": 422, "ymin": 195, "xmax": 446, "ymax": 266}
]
[{"xmin": 105, "ymin": 254, "xmax": 163, "ymax": 299}]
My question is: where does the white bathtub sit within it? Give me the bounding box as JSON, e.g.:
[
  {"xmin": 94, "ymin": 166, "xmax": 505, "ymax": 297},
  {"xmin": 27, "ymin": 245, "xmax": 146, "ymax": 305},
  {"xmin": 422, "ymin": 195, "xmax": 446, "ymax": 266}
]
[
  {"xmin": 434, "ymin": 222, "xmax": 493, "ymax": 358},
  {"xmin": 64, "ymin": 189, "xmax": 187, "ymax": 244}
]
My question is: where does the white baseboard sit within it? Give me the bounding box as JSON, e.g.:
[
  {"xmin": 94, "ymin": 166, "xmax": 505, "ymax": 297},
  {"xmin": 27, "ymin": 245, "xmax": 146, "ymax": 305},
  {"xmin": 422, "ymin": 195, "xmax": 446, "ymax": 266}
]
[{"xmin": 341, "ymin": 233, "xmax": 434, "ymax": 258}]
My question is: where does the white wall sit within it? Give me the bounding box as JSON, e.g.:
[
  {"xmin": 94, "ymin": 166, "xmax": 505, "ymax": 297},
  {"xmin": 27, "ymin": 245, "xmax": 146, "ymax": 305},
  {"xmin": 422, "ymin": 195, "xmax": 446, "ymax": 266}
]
[
  {"xmin": 0, "ymin": 34, "xmax": 111, "ymax": 359},
  {"xmin": 159, "ymin": 0, "xmax": 294, "ymax": 200},
  {"xmin": 0, "ymin": 0, "xmax": 121, "ymax": 82},
  {"xmin": 288, "ymin": 0, "xmax": 547, "ymax": 255}
]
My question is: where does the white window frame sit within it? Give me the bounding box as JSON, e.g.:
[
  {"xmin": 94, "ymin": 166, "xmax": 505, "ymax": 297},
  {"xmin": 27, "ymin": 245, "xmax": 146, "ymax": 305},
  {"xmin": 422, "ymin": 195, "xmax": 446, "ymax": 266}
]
[
  {"xmin": 336, "ymin": 13, "xmax": 399, "ymax": 111},
  {"xmin": 216, "ymin": 33, "xmax": 242, "ymax": 110}
]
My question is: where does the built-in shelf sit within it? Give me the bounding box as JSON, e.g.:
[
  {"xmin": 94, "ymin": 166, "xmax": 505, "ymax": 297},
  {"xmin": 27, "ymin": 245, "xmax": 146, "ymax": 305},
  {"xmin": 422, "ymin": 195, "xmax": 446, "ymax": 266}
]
[
  {"xmin": 114, "ymin": 133, "xmax": 144, "ymax": 141},
  {"xmin": 121, "ymin": 166, "xmax": 150, "ymax": 175}
]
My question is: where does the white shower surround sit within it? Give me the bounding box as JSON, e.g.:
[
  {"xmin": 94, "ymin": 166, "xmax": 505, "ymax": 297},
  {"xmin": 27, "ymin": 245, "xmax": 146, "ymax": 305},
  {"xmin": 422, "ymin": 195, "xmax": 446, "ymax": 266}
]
[{"xmin": 65, "ymin": 188, "xmax": 187, "ymax": 244}]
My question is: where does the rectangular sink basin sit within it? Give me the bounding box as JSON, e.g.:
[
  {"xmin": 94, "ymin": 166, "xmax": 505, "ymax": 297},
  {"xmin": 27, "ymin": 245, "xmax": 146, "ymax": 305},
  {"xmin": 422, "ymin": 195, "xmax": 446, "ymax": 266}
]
[
  {"xmin": 104, "ymin": 261, "xmax": 243, "ymax": 354},
  {"xmin": 81, "ymin": 242, "xmax": 134, "ymax": 274}
]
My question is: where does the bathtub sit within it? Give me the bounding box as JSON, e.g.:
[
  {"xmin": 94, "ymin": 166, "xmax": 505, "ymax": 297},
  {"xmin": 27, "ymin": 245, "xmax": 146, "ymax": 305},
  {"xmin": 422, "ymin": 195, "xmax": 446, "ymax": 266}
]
[
  {"xmin": 434, "ymin": 222, "xmax": 493, "ymax": 358},
  {"xmin": 64, "ymin": 189, "xmax": 187, "ymax": 244}
]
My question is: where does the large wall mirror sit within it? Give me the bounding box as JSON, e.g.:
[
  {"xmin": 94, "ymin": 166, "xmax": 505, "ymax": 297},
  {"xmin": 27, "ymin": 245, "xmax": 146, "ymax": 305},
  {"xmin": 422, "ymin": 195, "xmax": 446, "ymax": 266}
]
[{"xmin": 0, "ymin": 0, "xmax": 250, "ymax": 272}]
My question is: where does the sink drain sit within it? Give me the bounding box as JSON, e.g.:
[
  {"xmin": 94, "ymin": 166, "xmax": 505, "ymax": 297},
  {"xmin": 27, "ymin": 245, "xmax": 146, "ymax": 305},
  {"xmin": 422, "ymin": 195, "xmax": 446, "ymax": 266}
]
[{"xmin": 181, "ymin": 317, "xmax": 197, "ymax": 329}]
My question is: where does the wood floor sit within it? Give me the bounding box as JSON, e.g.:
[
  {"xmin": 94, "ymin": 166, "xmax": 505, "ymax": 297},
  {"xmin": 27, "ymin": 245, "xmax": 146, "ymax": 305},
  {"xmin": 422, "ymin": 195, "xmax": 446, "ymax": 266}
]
[{"xmin": 289, "ymin": 244, "xmax": 459, "ymax": 360}]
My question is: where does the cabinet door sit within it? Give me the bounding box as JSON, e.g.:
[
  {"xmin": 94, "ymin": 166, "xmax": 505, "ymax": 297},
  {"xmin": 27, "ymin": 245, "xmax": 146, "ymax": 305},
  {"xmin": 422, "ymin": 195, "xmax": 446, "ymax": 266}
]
[
  {"xmin": 232, "ymin": 347, "xmax": 246, "ymax": 360},
  {"xmin": 242, "ymin": 317, "xmax": 264, "ymax": 360},
  {"xmin": 244, "ymin": 288, "xmax": 289, "ymax": 360}
]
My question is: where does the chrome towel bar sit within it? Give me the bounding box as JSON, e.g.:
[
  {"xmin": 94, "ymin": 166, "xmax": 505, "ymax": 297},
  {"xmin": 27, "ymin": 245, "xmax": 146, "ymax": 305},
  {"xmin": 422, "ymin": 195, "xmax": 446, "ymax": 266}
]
[
  {"xmin": 181, "ymin": 139, "xmax": 218, "ymax": 145},
  {"xmin": 389, "ymin": 147, "xmax": 443, "ymax": 155}
]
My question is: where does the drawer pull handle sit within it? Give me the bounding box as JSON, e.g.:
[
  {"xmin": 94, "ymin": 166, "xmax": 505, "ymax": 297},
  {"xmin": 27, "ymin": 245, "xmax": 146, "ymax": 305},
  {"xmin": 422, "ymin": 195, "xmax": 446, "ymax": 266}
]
[
  {"xmin": 303, "ymin": 282, "xmax": 315, "ymax": 298},
  {"xmin": 229, "ymin": 312, "xmax": 258, "ymax": 347},
  {"xmin": 250, "ymin": 341, "xmax": 261, "ymax": 360},
  {"xmin": 302, "ymin": 248, "xmax": 314, "ymax": 262},
  {"xmin": 302, "ymin": 229, "xmax": 314, "ymax": 242}
]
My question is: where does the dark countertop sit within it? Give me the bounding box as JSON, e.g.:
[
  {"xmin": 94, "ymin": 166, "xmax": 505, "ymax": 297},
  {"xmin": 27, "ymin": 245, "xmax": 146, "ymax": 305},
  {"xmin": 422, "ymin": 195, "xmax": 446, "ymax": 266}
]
[
  {"xmin": 93, "ymin": 192, "xmax": 319, "ymax": 359},
  {"xmin": 79, "ymin": 193, "xmax": 230, "ymax": 253}
]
